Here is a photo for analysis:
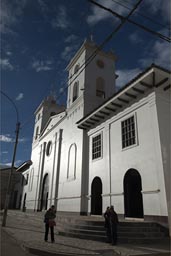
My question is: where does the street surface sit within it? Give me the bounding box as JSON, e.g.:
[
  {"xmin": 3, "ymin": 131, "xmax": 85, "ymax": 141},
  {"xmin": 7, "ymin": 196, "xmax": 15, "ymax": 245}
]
[{"xmin": 1, "ymin": 228, "xmax": 34, "ymax": 256}]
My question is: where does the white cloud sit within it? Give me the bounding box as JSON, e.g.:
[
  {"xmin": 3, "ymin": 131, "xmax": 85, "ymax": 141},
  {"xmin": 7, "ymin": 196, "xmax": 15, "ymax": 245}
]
[
  {"xmin": 129, "ymin": 32, "xmax": 143, "ymax": 44},
  {"xmin": 4, "ymin": 159, "xmax": 23, "ymax": 167},
  {"xmin": 15, "ymin": 160, "xmax": 23, "ymax": 166},
  {"xmin": 139, "ymin": 40, "xmax": 171, "ymax": 68},
  {"xmin": 144, "ymin": 0, "xmax": 170, "ymax": 23},
  {"xmin": 3, "ymin": 162, "xmax": 12, "ymax": 167},
  {"xmin": 61, "ymin": 45, "xmax": 79, "ymax": 62},
  {"xmin": 0, "ymin": 135, "xmax": 13, "ymax": 142},
  {"xmin": 38, "ymin": 0, "xmax": 48, "ymax": 14},
  {"xmin": 6, "ymin": 51, "xmax": 12, "ymax": 56},
  {"xmin": 65, "ymin": 34, "xmax": 78, "ymax": 43},
  {"xmin": 16, "ymin": 93, "xmax": 24, "ymax": 101},
  {"xmin": 116, "ymin": 68, "xmax": 141, "ymax": 89},
  {"xmin": 0, "ymin": 134, "xmax": 27, "ymax": 143},
  {"xmin": 0, "ymin": 0, "xmax": 27, "ymax": 33},
  {"xmin": 87, "ymin": 0, "xmax": 128, "ymax": 25},
  {"xmin": 61, "ymin": 46, "xmax": 73, "ymax": 60},
  {"xmin": 31, "ymin": 60, "xmax": 53, "ymax": 72},
  {"xmin": 0, "ymin": 58, "xmax": 14, "ymax": 70},
  {"xmin": 52, "ymin": 5, "xmax": 69, "ymax": 29},
  {"xmin": 59, "ymin": 87, "xmax": 64, "ymax": 93}
]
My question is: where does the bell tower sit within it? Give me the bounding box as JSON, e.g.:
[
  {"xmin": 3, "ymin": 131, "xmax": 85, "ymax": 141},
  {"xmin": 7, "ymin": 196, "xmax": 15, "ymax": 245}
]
[
  {"xmin": 33, "ymin": 95, "xmax": 65, "ymax": 144},
  {"xmin": 66, "ymin": 39, "xmax": 117, "ymax": 116}
]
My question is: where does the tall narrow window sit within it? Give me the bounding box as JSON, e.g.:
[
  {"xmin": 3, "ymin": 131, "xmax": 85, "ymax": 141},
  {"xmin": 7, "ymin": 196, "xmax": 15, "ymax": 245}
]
[
  {"xmin": 35, "ymin": 126, "xmax": 39, "ymax": 140},
  {"xmin": 121, "ymin": 115, "xmax": 137, "ymax": 149},
  {"xmin": 92, "ymin": 133, "xmax": 102, "ymax": 160},
  {"xmin": 96, "ymin": 77, "xmax": 105, "ymax": 98},
  {"xmin": 74, "ymin": 64, "xmax": 79, "ymax": 74},
  {"xmin": 67, "ymin": 143, "xmax": 77, "ymax": 179},
  {"xmin": 73, "ymin": 81, "xmax": 79, "ymax": 102},
  {"xmin": 25, "ymin": 173, "xmax": 29, "ymax": 185}
]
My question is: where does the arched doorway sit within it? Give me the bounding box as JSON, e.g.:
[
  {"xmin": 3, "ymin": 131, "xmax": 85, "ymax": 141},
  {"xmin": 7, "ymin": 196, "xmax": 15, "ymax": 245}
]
[
  {"xmin": 124, "ymin": 169, "xmax": 144, "ymax": 218},
  {"xmin": 91, "ymin": 177, "xmax": 102, "ymax": 215},
  {"xmin": 40, "ymin": 174, "xmax": 49, "ymax": 211}
]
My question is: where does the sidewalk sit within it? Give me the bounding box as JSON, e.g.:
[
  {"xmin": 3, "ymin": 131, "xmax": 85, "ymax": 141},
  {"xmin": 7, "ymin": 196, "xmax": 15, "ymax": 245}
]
[{"xmin": 1, "ymin": 211, "xmax": 170, "ymax": 256}]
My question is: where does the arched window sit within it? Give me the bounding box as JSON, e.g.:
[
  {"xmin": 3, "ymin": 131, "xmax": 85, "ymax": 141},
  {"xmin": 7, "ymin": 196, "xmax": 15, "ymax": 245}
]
[
  {"xmin": 73, "ymin": 81, "xmax": 79, "ymax": 102},
  {"xmin": 46, "ymin": 141, "xmax": 52, "ymax": 156},
  {"xmin": 74, "ymin": 64, "xmax": 79, "ymax": 74},
  {"xmin": 40, "ymin": 173, "xmax": 49, "ymax": 210},
  {"xmin": 67, "ymin": 143, "xmax": 77, "ymax": 180},
  {"xmin": 96, "ymin": 77, "xmax": 105, "ymax": 98},
  {"xmin": 35, "ymin": 126, "xmax": 39, "ymax": 140}
]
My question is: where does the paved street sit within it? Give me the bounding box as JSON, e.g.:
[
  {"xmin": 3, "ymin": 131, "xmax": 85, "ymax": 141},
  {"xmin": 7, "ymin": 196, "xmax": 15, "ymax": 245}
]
[
  {"xmin": 1, "ymin": 228, "xmax": 34, "ymax": 256},
  {"xmin": 0, "ymin": 210, "xmax": 170, "ymax": 256}
]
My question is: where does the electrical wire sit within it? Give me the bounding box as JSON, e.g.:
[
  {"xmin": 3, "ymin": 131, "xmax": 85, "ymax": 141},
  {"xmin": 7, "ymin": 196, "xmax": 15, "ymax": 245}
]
[
  {"xmin": 111, "ymin": 0, "xmax": 170, "ymax": 31},
  {"xmin": 89, "ymin": 0, "xmax": 171, "ymax": 42},
  {"xmin": 20, "ymin": 0, "xmax": 143, "ymax": 130},
  {"xmin": 53, "ymin": 0, "xmax": 144, "ymax": 105}
]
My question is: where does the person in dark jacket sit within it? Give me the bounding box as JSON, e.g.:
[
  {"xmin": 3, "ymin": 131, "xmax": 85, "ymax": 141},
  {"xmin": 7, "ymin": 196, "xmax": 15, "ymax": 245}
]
[
  {"xmin": 44, "ymin": 205, "xmax": 56, "ymax": 243},
  {"xmin": 109, "ymin": 205, "xmax": 119, "ymax": 245},
  {"xmin": 104, "ymin": 206, "xmax": 111, "ymax": 243}
]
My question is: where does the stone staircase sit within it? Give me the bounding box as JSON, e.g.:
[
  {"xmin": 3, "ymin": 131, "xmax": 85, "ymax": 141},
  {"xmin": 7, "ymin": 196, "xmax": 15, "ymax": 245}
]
[{"xmin": 56, "ymin": 215, "xmax": 169, "ymax": 244}]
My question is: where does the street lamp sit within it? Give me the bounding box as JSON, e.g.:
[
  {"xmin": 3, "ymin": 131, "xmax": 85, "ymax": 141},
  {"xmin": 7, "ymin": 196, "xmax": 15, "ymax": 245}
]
[{"xmin": 1, "ymin": 90, "xmax": 20, "ymax": 227}]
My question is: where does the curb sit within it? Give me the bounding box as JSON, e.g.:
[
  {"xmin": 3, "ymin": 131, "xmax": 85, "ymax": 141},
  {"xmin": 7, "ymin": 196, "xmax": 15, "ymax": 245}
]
[{"xmin": 25, "ymin": 246, "xmax": 100, "ymax": 256}]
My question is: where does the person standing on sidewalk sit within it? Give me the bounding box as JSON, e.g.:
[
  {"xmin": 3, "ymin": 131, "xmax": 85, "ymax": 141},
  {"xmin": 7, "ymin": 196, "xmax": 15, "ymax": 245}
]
[
  {"xmin": 104, "ymin": 206, "xmax": 111, "ymax": 243},
  {"xmin": 44, "ymin": 205, "xmax": 56, "ymax": 243},
  {"xmin": 109, "ymin": 205, "xmax": 119, "ymax": 245}
]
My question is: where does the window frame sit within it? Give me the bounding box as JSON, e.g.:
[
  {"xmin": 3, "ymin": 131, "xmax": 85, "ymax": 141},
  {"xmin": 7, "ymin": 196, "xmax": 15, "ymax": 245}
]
[
  {"xmin": 74, "ymin": 64, "xmax": 80, "ymax": 74},
  {"xmin": 121, "ymin": 113, "xmax": 138, "ymax": 150},
  {"xmin": 46, "ymin": 141, "xmax": 52, "ymax": 156},
  {"xmin": 25, "ymin": 173, "xmax": 29, "ymax": 185},
  {"xmin": 96, "ymin": 77, "xmax": 105, "ymax": 99},
  {"xmin": 92, "ymin": 132, "xmax": 103, "ymax": 161},
  {"xmin": 72, "ymin": 81, "xmax": 79, "ymax": 102}
]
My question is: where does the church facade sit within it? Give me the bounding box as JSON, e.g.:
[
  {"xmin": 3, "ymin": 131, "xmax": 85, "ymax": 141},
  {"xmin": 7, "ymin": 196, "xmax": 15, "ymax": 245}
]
[{"xmin": 22, "ymin": 40, "xmax": 171, "ymax": 231}]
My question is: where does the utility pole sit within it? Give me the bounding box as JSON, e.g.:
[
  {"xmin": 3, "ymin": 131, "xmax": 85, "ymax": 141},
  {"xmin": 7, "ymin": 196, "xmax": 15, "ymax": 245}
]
[
  {"xmin": 1, "ymin": 90, "xmax": 20, "ymax": 227},
  {"xmin": 2, "ymin": 122, "xmax": 20, "ymax": 227}
]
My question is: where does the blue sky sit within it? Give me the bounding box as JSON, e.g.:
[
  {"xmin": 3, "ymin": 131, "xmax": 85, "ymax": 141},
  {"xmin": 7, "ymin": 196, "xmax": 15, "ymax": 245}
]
[{"xmin": 0, "ymin": 0, "xmax": 170, "ymax": 167}]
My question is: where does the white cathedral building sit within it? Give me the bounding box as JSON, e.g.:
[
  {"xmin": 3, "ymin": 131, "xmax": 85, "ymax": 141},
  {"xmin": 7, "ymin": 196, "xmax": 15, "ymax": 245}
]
[{"xmin": 22, "ymin": 40, "xmax": 171, "ymax": 231}]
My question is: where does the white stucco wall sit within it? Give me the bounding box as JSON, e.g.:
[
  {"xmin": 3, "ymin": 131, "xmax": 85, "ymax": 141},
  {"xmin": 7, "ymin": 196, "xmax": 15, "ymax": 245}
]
[{"xmin": 88, "ymin": 91, "xmax": 168, "ymax": 218}]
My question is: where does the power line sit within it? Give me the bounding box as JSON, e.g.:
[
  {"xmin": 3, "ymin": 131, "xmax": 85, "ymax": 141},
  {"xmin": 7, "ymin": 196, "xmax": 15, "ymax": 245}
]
[
  {"xmin": 21, "ymin": 0, "xmax": 143, "ymax": 130},
  {"xmin": 89, "ymin": 0, "xmax": 171, "ymax": 42},
  {"xmin": 55, "ymin": 0, "xmax": 144, "ymax": 100},
  {"xmin": 111, "ymin": 0, "xmax": 170, "ymax": 31}
]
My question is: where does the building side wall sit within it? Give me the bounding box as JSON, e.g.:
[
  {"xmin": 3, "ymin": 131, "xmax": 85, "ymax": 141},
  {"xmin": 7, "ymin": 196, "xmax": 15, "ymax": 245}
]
[
  {"xmin": 155, "ymin": 87, "xmax": 170, "ymax": 229},
  {"xmin": 88, "ymin": 91, "xmax": 168, "ymax": 219},
  {"xmin": 57, "ymin": 103, "xmax": 84, "ymax": 212},
  {"xmin": 23, "ymin": 102, "xmax": 84, "ymax": 213}
]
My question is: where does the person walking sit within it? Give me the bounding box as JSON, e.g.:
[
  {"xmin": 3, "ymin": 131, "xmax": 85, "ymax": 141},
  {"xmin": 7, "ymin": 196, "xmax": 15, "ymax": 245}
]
[
  {"xmin": 44, "ymin": 205, "xmax": 56, "ymax": 243},
  {"xmin": 104, "ymin": 206, "xmax": 111, "ymax": 243},
  {"xmin": 109, "ymin": 205, "xmax": 119, "ymax": 245}
]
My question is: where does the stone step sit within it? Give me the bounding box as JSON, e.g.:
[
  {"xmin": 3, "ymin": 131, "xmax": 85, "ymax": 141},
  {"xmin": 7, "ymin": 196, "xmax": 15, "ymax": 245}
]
[
  {"xmin": 57, "ymin": 226, "xmax": 166, "ymax": 238},
  {"xmin": 58, "ymin": 230, "xmax": 170, "ymax": 244},
  {"xmin": 66, "ymin": 223, "xmax": 161, "ymax": 233},
  {"xmin": 55, "ymin": 216, "xmax": 169, "ymax": 244},
  {"xmin": 56, "ymin": 216, "xmax": 165, "ymax": 228}
]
